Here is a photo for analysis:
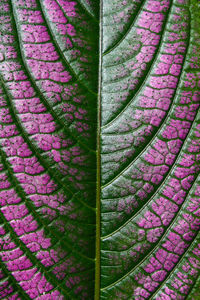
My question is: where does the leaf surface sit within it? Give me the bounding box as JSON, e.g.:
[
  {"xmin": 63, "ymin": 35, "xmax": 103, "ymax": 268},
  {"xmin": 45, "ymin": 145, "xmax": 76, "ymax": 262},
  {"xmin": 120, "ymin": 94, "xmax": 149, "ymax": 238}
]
[{"xmin": 0, "ymin": 0, "xmax": 200, "ymax": 299}]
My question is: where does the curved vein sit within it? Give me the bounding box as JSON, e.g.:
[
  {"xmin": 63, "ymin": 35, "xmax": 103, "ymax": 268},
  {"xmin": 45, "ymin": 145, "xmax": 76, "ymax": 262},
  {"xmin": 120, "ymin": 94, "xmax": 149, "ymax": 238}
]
[
  {"xmin": 101, "ymin": 0, "xmax": 172, "ymax": 129},
  {"xmin": 149, "ymin": 230, "xmax": 200, "ymax": 299},
  {"xmin": 38, "ymin": 0, "xmax": 97, "ymax": 94},
  {"xmin": 10, "ymin": 0, "xmax": 95, "ymax": 154},
  {"xmin": 101, "ymin": 13, "xmax": 190, "ymax": 188},
  {"xmin": 102, "ymin": 0, "xmax": 146, "ymax": 56},
  {"xmin": 101, "ymin": 165, "xmax": 200, "ymax": 291}
]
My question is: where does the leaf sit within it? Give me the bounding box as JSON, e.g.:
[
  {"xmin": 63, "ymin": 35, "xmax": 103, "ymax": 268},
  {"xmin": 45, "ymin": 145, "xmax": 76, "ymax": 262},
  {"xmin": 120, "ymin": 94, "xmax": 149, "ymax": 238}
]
[{"xmin": 0, "ymin": 0, "xmax": 199, "ymax": 299}]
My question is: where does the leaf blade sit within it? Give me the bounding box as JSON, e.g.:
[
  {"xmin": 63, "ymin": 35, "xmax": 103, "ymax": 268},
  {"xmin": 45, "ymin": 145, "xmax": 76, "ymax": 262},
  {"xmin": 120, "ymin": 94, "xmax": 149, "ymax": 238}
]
[
  {"xmin": 101, "ymin": 0, "xmax": 200, "ymax": 298},
  {"xmin": 0, "ymin": 0, "xmax": 97, "ymax": 298},
  {"xmin": 0, "ymin": 0, "xmax": 200, "ymax": 299}
]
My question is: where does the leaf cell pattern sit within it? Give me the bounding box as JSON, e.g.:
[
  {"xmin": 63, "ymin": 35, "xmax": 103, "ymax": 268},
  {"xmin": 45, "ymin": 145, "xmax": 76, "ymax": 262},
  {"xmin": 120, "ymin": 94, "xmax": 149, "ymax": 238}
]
[
  {"xmin": 101, "ymin": 0, "xmax": 200, "ymax": 299},
  {"xmin": 0, "ymin": 0, "xmax": 199, "ymax": 299},
  {"xmin": 0, "ymin": 0, "xmax": 97, "ymax": 299}
]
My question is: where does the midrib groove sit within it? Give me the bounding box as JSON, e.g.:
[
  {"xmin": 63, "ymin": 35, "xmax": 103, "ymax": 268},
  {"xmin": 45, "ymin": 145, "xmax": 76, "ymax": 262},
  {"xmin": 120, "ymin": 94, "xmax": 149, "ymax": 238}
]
[{"xmin": 95, "ymin": 0, "xmax": 102, "ymax": 299}]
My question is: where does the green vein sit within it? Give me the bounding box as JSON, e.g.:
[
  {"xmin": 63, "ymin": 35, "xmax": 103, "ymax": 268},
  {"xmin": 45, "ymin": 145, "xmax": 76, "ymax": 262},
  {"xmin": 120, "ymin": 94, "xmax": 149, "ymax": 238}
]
[
  {"xmin": 0, "ymin": 204, "xmax": 68, "ymax": 298},
  {"xmin": 102, "ymin": 0, "xmax": 172, "ymax": 129},
  {"xmin": 101, "ymin": 5, "xmax": 190, "ymax": 189},
  {"xmin": 0, "ymin": 146, "xmax": 93, "ymax": 262},
  {"xmin": 101, "ymin": 3, "xmax": 193, "ymax": 247},
  {"xmin": 10, "ymin": 0, "xmax": 96, "ymax": 155},
  {"xmin": 102, "ymin": 0, "xmax": 146, "ymax": 56},
  {"xmin": 149, "ymin": 230, "xmax": 200, "ymax": 299},
  {"xmin": 0, "ymin": 80, "xmax": 95, "ymax": 261},
  {"xmin": 0, "ymin": 69, "xmax": 96, "ymax": 211},
  {"xmin": 38, "ymin": 0, "xmax": 97, "ymax": 95},
  {"xmin": 101, "ymin": 162, "xmax": 200, "ymax": 291}
]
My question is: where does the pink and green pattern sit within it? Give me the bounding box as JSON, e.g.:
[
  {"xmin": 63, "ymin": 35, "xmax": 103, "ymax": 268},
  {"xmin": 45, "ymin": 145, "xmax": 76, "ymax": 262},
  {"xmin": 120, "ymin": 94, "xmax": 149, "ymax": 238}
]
[{"xmin": 0, "ymin": 0, "xmax": 199, "ymax": 299}]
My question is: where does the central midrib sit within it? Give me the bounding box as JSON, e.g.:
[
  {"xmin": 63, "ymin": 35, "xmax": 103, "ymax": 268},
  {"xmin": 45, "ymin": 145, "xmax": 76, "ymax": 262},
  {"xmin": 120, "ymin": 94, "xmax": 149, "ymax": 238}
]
[{"xmin": 95, "ymin": 0, "xmax": 102, "ymax": 299}]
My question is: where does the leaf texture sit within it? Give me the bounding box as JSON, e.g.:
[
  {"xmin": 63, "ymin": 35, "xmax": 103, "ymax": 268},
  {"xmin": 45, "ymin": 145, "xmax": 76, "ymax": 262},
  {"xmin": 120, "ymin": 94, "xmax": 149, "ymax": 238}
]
[
  {"xmin": 101, "ymin": 0, "xmax": 200, "ymax": 299},
  {"xmin": 0, "ymin": 0, "xmax": 97, "ymax": 299},
  {"xmin": 0, "ymin": 0, "xmax": 199, "ymax": 299}
]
